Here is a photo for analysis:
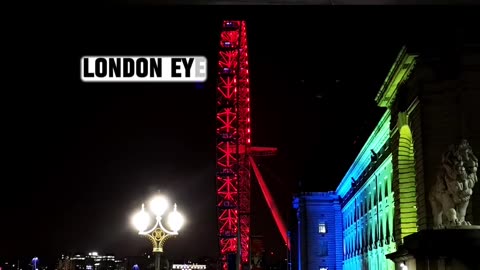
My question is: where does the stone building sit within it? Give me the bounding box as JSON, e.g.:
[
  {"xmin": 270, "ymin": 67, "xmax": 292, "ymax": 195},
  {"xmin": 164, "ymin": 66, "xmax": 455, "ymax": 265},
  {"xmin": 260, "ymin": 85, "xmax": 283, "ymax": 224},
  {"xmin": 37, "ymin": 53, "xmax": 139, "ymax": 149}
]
[
  {"xmin": 293, "ymin": 192, "xmax": 343, "ymax": 270},
  {"xmin": 292, "ymin": 42, "xmax": 480, "ymax": 270}
]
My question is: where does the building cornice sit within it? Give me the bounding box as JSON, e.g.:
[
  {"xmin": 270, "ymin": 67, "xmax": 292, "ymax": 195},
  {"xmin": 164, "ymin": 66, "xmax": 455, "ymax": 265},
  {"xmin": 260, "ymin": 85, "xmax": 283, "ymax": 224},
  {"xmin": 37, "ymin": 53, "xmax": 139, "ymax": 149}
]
[
  {"xmin": 341, "ymin": 153, "xmax": 393, "ymax": 209},
  {"xmin": 375, "ymin": 46, "xmax": 418, "ymax": 108},
  {"xmin": 336, "ymin": 110, "xmax": 391, "ymax": 198}
]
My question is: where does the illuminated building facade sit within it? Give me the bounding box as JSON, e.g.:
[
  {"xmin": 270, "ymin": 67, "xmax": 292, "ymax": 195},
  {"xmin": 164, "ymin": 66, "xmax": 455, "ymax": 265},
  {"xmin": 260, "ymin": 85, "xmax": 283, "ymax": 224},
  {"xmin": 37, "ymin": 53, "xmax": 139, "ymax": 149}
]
[
  {"xmin": 171, "ymin": 264, "xmax": 207, "ymax": 270},
  {"xmin": 293, "ymin": 192, "xmax": 343, "ymax": 270},
  {"xmin": 293, "ymin": 43, "xmax": 480, "ymax": 270},
  {"xmin": 293, "ymin": 111, "xmax": 394, "ymax": 270},
  {"xmin": 59, "ymin": 253, "xmax": 116, "ymax": 270}
]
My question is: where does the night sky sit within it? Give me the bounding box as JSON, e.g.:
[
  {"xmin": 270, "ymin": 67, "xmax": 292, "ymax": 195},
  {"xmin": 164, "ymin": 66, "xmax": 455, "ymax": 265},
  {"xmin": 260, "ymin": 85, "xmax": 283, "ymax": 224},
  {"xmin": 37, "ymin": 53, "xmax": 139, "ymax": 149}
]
[{"xmin": 3, "ymin": 4, "xmax": 476, "ymax": 265}]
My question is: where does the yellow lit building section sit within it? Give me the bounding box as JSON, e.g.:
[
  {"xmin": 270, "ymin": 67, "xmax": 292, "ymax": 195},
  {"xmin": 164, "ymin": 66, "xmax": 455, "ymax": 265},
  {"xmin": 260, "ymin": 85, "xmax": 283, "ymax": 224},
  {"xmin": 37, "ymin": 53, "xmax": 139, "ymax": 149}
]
[
  {"xmin": 397, "ymin": 122, "xmax": 419, "ymax": 241},
  {"xmin": 376, "ymin": 46, "xmax": 420, "ymax": 245}
]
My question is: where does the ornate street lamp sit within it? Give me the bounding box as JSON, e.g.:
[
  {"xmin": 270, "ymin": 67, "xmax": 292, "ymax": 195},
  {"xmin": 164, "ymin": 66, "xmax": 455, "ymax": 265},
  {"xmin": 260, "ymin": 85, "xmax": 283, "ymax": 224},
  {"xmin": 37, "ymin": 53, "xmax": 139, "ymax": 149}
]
[{"xmin": 132, "ymin": 194, "xmax": 185, "ymax": 270}]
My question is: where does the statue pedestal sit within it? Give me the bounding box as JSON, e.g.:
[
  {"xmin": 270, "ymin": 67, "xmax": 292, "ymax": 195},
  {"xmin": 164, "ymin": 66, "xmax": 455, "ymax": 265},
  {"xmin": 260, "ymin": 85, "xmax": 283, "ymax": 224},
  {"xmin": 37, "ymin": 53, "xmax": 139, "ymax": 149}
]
[{"xmin": 386, "ymin": 227, "xmax": 480, "ymax": 270}]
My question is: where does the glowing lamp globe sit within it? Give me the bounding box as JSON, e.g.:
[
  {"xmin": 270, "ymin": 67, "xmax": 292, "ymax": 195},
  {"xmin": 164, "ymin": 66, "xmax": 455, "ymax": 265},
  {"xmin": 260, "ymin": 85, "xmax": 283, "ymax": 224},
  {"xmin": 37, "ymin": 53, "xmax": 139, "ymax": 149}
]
[
  {"xmin": 168, "ymin": 205, "xmax": 184, "ymax": 232},
  {"xmin": 132, "ymin": 204, "xmax": 151, "ymax": 232},
  {"xmin": 149, "ymin": 195, "xmax": 169, "ymax": 217}
]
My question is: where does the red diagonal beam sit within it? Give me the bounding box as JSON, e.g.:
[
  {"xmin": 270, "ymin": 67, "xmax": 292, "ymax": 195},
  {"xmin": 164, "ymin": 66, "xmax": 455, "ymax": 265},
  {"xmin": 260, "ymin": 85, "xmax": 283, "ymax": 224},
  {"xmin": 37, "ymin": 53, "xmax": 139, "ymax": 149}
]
[{"xmin": 249, "ymin": 155, "xmax": 290, "ymax": 250}]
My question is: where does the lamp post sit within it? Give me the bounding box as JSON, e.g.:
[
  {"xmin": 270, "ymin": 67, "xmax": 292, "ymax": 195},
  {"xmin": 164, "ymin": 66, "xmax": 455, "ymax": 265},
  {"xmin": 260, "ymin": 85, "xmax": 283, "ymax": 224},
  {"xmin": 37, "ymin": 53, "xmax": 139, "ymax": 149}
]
[{"xmin": 132, "ymin": 194, "xmax": 185, "ymax": 270}]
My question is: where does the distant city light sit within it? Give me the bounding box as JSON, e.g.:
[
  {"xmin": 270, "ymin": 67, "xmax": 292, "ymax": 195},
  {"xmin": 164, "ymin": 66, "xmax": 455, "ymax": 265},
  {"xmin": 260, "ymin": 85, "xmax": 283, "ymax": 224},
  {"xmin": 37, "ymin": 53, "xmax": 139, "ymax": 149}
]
[{"xmin": 172, "ymin": 264, "xmax": 206, "ymax": 270}]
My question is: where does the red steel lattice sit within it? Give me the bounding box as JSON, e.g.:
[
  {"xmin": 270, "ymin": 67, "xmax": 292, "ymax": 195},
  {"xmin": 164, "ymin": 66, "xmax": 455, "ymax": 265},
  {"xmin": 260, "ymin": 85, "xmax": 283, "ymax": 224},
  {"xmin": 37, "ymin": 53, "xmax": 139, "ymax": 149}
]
[
  {"xmin": 216, "ymin": 20, "xmax": 251, "ymax": 270},
  {"xmin": 216, "ymin": 20, "xmax": 289, "ymax": 270}
]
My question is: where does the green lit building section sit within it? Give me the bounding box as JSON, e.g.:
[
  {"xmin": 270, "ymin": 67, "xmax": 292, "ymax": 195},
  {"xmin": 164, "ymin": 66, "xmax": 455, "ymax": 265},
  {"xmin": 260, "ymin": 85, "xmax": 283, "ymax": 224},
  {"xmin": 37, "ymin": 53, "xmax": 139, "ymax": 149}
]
[
  {"xmin": 376, "ymin": 46, "xmax": 419, "ymax": 245},
  {"xmin": 337, "ymin": 111, "xmax": 396, "ymax": 270},
  {"xmin": 336, "ymin": 111, "xmax": 392, "ymax": 199},
  {"xmin": 375, "ymin": 46, "xmax": 417, "ymax": 108},
  {"xmin": 293, "ymin": 46, "xmax": 424, "ymax": 270},
  {"xmin": 342, "ymin": 155, "xmax": 396, "ymax": 270}
]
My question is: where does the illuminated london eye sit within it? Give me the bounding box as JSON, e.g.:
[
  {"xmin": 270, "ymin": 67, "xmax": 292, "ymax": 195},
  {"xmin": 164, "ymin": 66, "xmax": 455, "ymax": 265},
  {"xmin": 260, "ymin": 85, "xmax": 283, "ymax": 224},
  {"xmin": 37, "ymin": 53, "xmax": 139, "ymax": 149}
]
[{"xmin": 215, "ymin": 20, "xmax": 289, "ymax": 270}]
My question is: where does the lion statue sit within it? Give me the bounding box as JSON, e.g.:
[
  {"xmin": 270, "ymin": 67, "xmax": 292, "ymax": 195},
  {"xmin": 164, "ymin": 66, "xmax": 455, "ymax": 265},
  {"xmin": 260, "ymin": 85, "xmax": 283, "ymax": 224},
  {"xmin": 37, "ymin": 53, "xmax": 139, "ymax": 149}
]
[{"xmin": 429, "ymin": 139, "xmax": 478, "ymax": 228}]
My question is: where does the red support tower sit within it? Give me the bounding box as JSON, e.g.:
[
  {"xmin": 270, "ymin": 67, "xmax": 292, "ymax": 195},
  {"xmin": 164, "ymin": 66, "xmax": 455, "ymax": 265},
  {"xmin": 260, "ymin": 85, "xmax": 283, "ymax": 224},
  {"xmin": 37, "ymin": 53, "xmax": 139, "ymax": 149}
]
[
  {"xmin": 216, "ymin": 20, "xmax": 290, "ymax": 270},
  {"xmin": 216, "ymin": 20, "xmax": 251, "ymax": 270}
]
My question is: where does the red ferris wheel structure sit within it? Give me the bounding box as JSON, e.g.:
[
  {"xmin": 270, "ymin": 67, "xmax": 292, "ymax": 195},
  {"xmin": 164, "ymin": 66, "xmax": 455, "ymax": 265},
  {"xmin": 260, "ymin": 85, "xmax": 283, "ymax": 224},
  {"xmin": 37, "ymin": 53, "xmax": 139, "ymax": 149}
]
[{"xmin": 215, "ymin": 20, "xmax": 290, "ymax": 270}]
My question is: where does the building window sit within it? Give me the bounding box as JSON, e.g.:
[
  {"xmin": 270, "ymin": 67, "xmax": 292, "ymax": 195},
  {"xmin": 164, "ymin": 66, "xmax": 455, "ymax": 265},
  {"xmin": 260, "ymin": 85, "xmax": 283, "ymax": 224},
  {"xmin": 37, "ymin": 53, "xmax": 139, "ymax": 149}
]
[
  {"xmin": 318, "ymin": 223, "xmax": 327, "ymax": 234},
  {"xmin": 318, "ymin": 239, "xmax": 328, "ymax": 257}
]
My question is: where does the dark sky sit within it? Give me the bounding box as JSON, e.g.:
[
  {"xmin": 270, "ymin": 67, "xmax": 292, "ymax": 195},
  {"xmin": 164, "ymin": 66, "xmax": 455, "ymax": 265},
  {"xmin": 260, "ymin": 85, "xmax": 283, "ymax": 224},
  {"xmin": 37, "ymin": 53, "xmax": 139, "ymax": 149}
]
[{"xmin": 3, "ymin": 4, "xmax": 476, "ymax": 265}]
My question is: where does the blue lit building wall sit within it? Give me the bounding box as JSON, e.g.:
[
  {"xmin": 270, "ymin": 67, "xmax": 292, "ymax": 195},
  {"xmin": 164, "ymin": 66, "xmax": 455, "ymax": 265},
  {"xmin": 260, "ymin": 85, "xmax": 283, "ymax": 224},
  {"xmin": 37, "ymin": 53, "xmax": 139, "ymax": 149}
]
[
  {"xmin": 336, "ymin": 111, "xmax": 396, "ymax": 270},
  {"xmin": 340, "ymin": 154, "xmax": 396, "ymax": 270},
  {"xmin": 293, "ymin": 192, "xmax": 343, "ymax": 270},
  {"xmin": 292, "ymin": 111, "xmax": 395, "ymax": 270}
]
